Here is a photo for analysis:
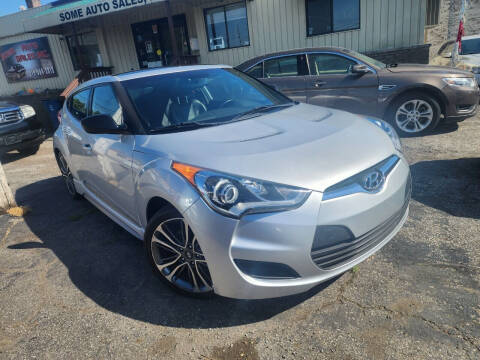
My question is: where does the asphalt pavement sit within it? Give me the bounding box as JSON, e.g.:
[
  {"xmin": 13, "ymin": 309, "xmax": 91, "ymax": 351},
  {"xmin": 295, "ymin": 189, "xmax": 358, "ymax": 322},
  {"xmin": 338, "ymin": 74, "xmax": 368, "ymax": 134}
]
[{"xmin": 0, "ymin": 114, "xmax": 479, "ymax": 359}]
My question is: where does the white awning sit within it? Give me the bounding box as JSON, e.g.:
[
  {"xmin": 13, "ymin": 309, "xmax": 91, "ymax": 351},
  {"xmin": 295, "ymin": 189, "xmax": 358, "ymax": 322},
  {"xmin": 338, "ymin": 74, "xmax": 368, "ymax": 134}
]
[{"xmin": 24, "ymin": 0, "xmax": 167, "ymax": 33}]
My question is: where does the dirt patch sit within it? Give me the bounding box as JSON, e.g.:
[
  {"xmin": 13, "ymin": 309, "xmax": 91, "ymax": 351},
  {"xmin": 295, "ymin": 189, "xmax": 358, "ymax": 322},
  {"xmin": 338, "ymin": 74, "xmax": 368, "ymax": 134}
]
[
  {"xmin": 211, "ymin": 338, "xmax": 259, "ymax": 360},
  {"xmin": 390, "ymin": 298, "xmax": 424, "ymax": 316},
  {"xmin": 148, "ymin": 335, "xmax": 177, "ymax": 357}
]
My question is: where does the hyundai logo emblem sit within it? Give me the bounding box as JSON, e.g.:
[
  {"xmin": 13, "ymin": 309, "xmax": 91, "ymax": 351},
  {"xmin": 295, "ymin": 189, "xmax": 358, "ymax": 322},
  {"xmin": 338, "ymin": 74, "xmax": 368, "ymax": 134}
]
[{"xmin": 362, "ymin": 170, "xmax": 385, "ymax": 191}]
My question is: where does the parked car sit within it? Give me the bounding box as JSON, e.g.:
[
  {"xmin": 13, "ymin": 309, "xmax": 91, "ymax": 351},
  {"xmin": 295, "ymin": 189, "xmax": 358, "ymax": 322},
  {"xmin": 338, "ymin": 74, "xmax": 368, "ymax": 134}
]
[
  {"xmin": 431, "ymin": 34, "xmax": 480, "ymax": 84},
  {"xmin": 53, "ymin": 65, "xmax": 410, "ymax": 299},
  {"xmin": 237, "ymin": 47, "xmax": 480, "ymax": 136},
  {"xmin": 5, "ymin": 64, "xmax": 26, "ymax": 82},
  {"xmin": 0, "ymin": 102, "xmax": 45, "ymax": 156}
]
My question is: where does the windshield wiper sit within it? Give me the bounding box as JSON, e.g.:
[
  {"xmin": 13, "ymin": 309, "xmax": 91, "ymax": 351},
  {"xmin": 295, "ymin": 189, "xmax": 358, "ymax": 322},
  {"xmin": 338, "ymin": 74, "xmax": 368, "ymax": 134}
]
[
  {"xmin": 227, "ymin": 102, "xmax": 296, "ymax": 123},
  {"xmin": 149, "ymin": 121, "xmax": 214, "ymax": 134}
]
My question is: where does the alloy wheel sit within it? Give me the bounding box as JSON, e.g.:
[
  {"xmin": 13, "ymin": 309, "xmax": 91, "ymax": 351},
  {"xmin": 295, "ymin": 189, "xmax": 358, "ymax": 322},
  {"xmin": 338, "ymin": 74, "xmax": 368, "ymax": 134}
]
[
  {"xmin": 150, "ymin": 217, "xmax": 213, "ymax": 294},
  {"xmin": 56, "ymin": 152, "xmax": 76, "ymax": 196},
  {"xmin": 395, "ymin": 99, "xmax": 434, "ymax": 133}
]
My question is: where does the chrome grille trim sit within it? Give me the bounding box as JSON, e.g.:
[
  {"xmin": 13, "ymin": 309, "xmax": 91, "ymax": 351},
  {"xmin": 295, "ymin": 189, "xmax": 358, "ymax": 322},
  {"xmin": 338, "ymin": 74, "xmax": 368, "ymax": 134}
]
[
  {"xmin": 323, "ymin": 155, "xmax": 400, "ymax": 201},
  {"xmin": 0, "ymin": 109, "xmax": 22, "ymax": 124}
]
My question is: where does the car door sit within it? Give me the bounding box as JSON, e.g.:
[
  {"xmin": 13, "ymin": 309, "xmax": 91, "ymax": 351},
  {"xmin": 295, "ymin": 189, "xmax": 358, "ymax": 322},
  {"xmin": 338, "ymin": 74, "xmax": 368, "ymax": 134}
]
[
  {"xmin": 258, "ymin": 54, "xmax": 308, "ymax": 103},
  {"xmin": 305, "ymin": 53, "xmax": 379, "ymax": 115},
  {"xmin": 82, "ymin": 84, "xmax": 138, "ymax": 223}
]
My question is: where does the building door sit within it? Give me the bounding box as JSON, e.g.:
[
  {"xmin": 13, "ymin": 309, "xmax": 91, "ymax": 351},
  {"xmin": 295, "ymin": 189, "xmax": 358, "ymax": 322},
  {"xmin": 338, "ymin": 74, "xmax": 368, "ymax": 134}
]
[{"xmin": 132, "ymin": 14, "xmax": 191, "ymax": 69}]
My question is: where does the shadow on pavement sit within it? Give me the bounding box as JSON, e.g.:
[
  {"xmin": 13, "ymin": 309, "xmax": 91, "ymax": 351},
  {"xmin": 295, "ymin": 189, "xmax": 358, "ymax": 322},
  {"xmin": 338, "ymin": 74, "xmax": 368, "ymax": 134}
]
[
  {"xmin": 410, "ymin": 157, "xmax": 480, "ymax": 219},
  {"xmin": 1, "ymin": 150, "xmax": 36, "ymax": 164},
  {"xmin": 400, "ymin": 120, "xmax": 459, "ymax": 138},
  {"xmin": 12, "ymin": 176, "xmax": 336, "ymax": 329}
]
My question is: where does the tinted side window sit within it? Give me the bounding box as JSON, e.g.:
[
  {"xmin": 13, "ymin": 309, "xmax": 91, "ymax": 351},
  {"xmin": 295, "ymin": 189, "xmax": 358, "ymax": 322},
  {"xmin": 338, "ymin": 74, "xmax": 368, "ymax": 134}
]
[
  {"xmin": 245, "ymin": 63, "xmax": 263, "ymax": 78},
  {"xmin": 308, "ymin": 54, "xmax": 356, "ymax": 75},
  {"xmin": 91, "ymin": 85, "xmax": 123, "ymax": 125},
  {"xmin": 69, "ymin": 89, "xmax": 90, "ymax": 119},
  {"xmin": 264, "ymin": 55, "xmax": 307, "ymax": 78}
]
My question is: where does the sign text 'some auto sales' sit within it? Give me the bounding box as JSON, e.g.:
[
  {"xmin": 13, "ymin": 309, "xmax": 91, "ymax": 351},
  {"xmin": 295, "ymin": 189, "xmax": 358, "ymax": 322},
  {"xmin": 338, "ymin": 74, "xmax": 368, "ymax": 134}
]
[
  {"xmin": 59, "ymin": 0, "xmax": 147, "ymax": 22},
  {"xmin": 0, "ymin": 37, "xmax": 57, "ymax": 83}
]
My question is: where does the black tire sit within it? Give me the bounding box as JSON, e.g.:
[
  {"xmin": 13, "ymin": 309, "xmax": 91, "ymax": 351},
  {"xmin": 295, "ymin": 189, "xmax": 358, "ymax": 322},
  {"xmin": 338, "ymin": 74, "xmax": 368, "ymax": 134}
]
[
  {"xmin": 18, "ymin": 145, "xmax": 40, "ymax": 156},
  {"xmin": 54, "ymin": 151, "xmax": 82, "ymax": 200},
  {"xmin": 387, "ymin": 92, "xmax": 441, "ymax": 137},
  {"xmin": 145, "ymin": 207, "xmax": 214, "ymax": 298}
]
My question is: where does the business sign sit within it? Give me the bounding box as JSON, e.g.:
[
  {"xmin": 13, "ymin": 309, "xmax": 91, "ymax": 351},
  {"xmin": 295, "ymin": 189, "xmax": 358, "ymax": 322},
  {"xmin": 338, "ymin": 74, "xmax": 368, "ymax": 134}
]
[
  {"xmin": 59, "ymin": 0, "xmax": 148, "ymax": 22},
  {"xmin": 25, "ymin": 0, "xmax": 167, "ymax": 32},
  {"xmin": 0, "ymin": 37, "xmax": 57, "ymax": 83}
]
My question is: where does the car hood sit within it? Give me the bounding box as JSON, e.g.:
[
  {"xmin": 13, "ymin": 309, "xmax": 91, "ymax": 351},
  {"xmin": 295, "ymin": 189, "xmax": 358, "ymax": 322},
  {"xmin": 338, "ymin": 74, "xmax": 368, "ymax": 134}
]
[
  {"xmin": 0, "ymin": 101, "xmax": 19, "ymax": 109},
  {"xmin": 386, "ymin": 63, "xmax": 473, "ymax": 76},
  {"xmin": 134, "ymin": 103, "xmax": 397, "ymax": 193}
]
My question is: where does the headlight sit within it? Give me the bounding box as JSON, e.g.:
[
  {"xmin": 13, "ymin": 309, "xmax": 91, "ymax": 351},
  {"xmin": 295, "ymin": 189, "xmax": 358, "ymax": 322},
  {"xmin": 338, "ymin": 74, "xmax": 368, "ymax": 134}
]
[
  {"xmin": 172, "ymin": 162, "xmax": 311, "ymax": 218},
  {"xmin": 19, "ymin": 105, "xmax": 35, "ymax": 118},
  {"xmin": 442, "ymin": 77, "xmax": 476, "ymax": 88},
  {"xmin": 366, "ymin": 117, "xmax": 403, "ymax": 153}
]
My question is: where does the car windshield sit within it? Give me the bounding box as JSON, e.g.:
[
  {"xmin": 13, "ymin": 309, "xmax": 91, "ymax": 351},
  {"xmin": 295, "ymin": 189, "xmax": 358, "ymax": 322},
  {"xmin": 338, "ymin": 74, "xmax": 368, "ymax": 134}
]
[
  {"xmin": 344, "ymin": 49, "xmax": 386, "ymax": 68},
  {"xmin": 460, "ymin": 38, "xmax": 480, "ymax": 55},
  {"xmin": 122, "ymin": 68, "xmax": 292, "ymax": 132}
]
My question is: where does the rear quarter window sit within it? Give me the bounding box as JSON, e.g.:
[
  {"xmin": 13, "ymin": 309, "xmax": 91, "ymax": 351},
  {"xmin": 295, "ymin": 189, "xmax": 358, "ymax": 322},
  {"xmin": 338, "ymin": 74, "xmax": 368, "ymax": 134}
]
[{"xmin": 68, "ymin": 89, "xmax": 91, "ymax": 120}]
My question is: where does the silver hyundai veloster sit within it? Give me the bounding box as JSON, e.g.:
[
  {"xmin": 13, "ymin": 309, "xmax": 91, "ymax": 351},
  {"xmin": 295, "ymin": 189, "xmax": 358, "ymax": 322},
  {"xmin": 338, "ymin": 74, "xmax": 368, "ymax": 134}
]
[{"xmin": 53, "ymin": 65, "xmax": 410, "ymax": 299}]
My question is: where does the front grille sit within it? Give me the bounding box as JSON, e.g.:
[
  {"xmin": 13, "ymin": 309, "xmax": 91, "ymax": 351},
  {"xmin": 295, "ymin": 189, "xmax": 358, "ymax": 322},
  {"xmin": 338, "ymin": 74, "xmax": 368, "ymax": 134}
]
[
  {"xmin": 0, "ymin": 110, "xmax": 22, "ymax": 124},
  {"xmin": 311, "ymin": 176, "xmax": 411, "ymax": 270}
]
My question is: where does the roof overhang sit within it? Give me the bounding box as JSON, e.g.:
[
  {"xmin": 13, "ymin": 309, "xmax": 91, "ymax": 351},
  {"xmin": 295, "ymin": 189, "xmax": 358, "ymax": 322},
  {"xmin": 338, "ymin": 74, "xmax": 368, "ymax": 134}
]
[{"xmin": 23, "ymin": 0, "xmax": 167, "ymax": 33}]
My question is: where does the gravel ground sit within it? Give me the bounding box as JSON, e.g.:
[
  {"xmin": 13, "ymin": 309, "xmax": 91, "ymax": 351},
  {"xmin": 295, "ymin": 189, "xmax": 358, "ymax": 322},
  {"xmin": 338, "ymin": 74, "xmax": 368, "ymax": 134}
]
[{"xmin": 0, "ymin": 115, "xmax": 479, "ymax": 360}]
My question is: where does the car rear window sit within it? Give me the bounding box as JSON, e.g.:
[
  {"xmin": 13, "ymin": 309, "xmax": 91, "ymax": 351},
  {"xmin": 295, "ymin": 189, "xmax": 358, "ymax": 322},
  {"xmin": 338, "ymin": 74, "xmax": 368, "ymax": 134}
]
[{"xmin": 68, "ymin": 89, "xmax": 90, "ymax": 120}]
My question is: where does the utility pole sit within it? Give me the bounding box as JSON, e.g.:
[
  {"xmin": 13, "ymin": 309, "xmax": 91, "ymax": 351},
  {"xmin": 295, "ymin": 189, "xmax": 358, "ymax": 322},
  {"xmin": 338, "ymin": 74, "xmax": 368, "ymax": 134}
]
[
  {"xmin": 0, "ymin": 161, "xmax": 16, "ymax": 210},
  {"xmin": 451, "ymin": 0, "xmax": 467, "ymax": 67}
]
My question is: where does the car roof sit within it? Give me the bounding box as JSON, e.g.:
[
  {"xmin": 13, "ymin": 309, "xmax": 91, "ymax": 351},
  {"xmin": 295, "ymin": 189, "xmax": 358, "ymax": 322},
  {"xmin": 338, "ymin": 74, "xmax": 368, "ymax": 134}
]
[
  {"xmin": 76, "ymin": 64, "xmax": 232, "ymax": 91},
  {"xmin": 236, "ymin": 47, "xmax": 352, "ymax": 70},
  {"xmin": 463, "ymin": 34, "xmax": 480, "ymax": 40}
]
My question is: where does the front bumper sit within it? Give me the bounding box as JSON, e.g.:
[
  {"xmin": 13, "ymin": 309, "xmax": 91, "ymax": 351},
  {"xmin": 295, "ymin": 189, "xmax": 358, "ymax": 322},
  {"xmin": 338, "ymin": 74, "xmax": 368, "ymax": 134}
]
[
  {"xmin": 443, "ymin": 85, "xmax": 480, "ymax": 121},
  {"xmin": 0, "ymin": 115, "xmax": 45, "ymax": 152},
  {"xmin": 184, "ymin": 156, "xmax": 411, "ymax": 299}
]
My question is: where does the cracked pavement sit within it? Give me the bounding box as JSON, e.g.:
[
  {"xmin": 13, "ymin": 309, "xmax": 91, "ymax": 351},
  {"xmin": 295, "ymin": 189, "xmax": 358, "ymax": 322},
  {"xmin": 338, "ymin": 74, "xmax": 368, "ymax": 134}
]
[{"xmin": 0, "ymin": 114, "xmax": 479, "ymax": 359}]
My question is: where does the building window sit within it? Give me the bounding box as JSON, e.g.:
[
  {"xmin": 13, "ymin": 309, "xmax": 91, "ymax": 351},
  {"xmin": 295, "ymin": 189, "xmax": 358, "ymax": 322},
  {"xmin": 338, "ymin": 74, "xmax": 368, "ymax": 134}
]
[
  {"xmin": 66, "ymin": 31, "xmax": 103, "ymax": 70},
  {"xmin": 306, "ymin": 0, "xmax": 360, "ymax": 37},
  {"xmin": 204, "ymin": 1, "xmax": 250, "ymax": 51},
  {"xmin": 426, "ymin": 0, "xmax": 440, "ymax": 26}
]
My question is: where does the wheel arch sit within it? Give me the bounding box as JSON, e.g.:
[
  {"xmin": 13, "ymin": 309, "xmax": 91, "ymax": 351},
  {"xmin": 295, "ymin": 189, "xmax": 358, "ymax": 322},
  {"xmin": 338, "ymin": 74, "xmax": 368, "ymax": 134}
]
[
  {"xmin": 384, "ymin": 85, "xmax": 447, "ymax": 119},
  {"xmin": 135, "ymin": 160, "xmax": 200, "ymax": 230},
  {"xmin": 146, "ymin": 196, "xmax": 178, "ymax": 223}
]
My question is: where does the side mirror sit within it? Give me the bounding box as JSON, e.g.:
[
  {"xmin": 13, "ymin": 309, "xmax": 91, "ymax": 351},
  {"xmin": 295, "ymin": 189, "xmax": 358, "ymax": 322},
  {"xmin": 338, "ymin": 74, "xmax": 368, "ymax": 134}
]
[
  {"xmin": 81, "ymin": 114, "xmax": 128, "ymax": 134},
  {"xmin": 351, "ymin": 64, "xmax": 370, "ymax": 74}
]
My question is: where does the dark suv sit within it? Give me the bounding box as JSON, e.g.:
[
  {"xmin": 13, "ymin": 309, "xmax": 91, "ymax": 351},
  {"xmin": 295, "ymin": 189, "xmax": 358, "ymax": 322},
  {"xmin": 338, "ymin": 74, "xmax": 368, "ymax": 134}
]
[
  {"xmin": 237, "ymin": 47, "xmax": 479, "ymax": 136},
  {"xmin": 0, "ymin": 102, "xmax": 45, "ymax": 156}
]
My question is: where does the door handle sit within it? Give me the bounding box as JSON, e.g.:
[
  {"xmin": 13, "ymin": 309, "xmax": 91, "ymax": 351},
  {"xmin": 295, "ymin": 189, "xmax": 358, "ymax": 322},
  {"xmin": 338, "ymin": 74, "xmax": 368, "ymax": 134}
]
[
  {"xmin": 83, "ymin": 144, "xmax": 92, "ymax": 153},
  {"xmin": 313, "ymin": 81, "xmax": 327, "ymax": 88}
]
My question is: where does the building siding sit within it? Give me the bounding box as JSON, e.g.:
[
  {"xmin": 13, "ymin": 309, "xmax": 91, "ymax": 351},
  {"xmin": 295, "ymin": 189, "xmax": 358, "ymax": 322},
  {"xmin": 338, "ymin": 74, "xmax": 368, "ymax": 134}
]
[{"xmin": 194, "ymin": 0, "xmax": 426, "ymax": 66}]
